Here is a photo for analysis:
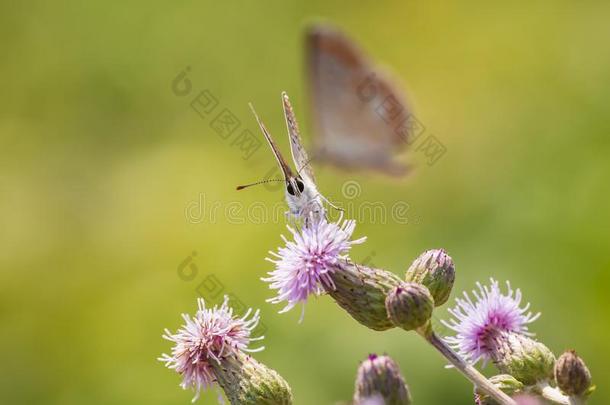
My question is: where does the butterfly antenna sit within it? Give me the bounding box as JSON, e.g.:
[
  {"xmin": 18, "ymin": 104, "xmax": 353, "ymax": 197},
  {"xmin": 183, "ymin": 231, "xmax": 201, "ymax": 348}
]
[
  {"xmin": 248, "ymin": 102, "xmax": 259, "ymax": 119},
  {"xmin": 236, "ymin": 178, "xmax": 285, "ymax": 191}
]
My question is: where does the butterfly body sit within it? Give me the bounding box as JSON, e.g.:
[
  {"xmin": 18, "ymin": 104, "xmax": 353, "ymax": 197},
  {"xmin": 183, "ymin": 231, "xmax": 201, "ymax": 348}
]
[{"xmin": 245, "ymin": 92, "xmax": 326, "ymax": 225}]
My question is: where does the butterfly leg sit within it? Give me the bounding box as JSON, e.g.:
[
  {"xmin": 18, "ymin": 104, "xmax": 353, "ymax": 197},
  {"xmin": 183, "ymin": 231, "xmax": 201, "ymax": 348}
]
[
  {"xmin": 317, "ymin": 193, "xmax": 344, "ymax": 212},
  {"xmin": 285, "ymin": 209, "xmax": 296, "ymax": 223}
]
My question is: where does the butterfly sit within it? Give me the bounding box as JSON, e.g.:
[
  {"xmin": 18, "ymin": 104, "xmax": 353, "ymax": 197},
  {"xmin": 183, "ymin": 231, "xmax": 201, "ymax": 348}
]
[
  {"xmin": 237, "ymin": 92, "xmax": 334, "ymax": 224},
  {"xmin": 306, "ymin": 23, "xmax": 414, "ymax": 176}
]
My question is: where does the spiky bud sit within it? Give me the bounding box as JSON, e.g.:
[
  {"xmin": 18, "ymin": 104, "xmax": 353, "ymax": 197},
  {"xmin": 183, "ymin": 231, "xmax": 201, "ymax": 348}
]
[
  {"xmin": 474, "ymin": 374, "xmax": 524, "ymax": 405},
  {"xmin": 405, "ymin": 249, "xmax": 455, "ymax": 306},
  {"xmin": 353, "ymin": 354, "xmax": 412, "ymax": 405},
  {"xmin": 488, "ymin": 332, "xmax": 555, "ymax": 385},
  {"xmin": 210, "ymin": 351, "xmax": 293, "ymax": 405},
  {"xmin": 385, "ymin": 282, "xmax": 434, "ymax": 331},
  {"xmin": 554, "ymin": 350, "xmax": 592, "ymax": 397},
  {"xmin": 327, "ymin": 262, "xmax": 403, "ymax": 331}
]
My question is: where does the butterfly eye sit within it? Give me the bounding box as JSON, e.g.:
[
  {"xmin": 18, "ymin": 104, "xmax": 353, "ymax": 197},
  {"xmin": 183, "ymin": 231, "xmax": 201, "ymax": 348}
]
[
  {"xmin": 296, "ymin": 178, "xmax": 305, "ymax": 193},
  {"xmin": 286, "ymin": 183, "xmax": 295, "ymax": 196}
]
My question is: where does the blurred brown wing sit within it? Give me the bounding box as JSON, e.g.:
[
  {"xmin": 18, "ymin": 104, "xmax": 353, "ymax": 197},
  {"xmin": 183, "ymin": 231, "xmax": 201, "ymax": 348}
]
[
  {"xmin": 281, "ymin": 92, "xmax": 315, "ymax": 183},
  {"xmin": 306, "ymin": 24, "xmax": 412, "ymax": 176}
]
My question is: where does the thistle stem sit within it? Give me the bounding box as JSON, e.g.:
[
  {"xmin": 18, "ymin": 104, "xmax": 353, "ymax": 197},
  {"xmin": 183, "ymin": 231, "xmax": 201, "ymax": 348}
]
[
  {"xmin": 537, "ymin": 382, "xmax": 577, "ymax": 405},
  {"xmin": 417, "ymin": 326, "xmax": 516, "ymax": 405}
]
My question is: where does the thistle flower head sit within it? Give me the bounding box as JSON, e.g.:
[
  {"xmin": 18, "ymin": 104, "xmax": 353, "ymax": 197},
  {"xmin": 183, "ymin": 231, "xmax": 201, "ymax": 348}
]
[
  {"xmin": 442, "ymin": 279, "xmax": 540, "ymax": 365},
  {"xmin": 354, "ymin": 354, "xmax": 412, "ymax": 405},
  {"xmin": 555, "ymin": 350, "xmax": 593, "ymax": 397},
  {"xmin": 386, "ymin": 282, "xmax": 434, "ymax": 331},
  {"xmin": 263, "ymin": 215, "xmax": 366, "ymax": 318},
  {"xmin": 159, "ymin": 296, "xmax": 264, "ymax": 402},
  {"xmin": 211, "ymin": 351, "xmax": 293, "ymax": 405},
  {"xmin": 487, "ymin": 332, "xmax": 555, "ymax": 385},
  {"xmin": 329, "ymin": 262, "xmax": 402, "ymax": 331},
  {"xmin": 405, "ymin": 248, "xmax": 455, "ymax": 306}
]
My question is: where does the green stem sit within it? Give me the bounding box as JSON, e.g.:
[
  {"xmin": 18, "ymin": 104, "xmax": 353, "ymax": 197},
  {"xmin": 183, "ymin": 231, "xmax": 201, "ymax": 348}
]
[{"xmin": 417, "ymin": 326, "xmax": 516, "ymax": 405}]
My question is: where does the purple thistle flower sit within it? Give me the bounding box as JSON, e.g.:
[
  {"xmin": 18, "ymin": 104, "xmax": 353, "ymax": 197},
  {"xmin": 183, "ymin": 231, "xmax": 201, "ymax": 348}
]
[
  {"xmin": 263, "ymin": 215, "xmax": 366, "ymax": 320},
  {"xmin": 159, "ymin": 296, "xmax": 264, "ymax": 402},
  {"xmin": 442, "ymin": 278, "xmax": 540, "ymax": 365}
]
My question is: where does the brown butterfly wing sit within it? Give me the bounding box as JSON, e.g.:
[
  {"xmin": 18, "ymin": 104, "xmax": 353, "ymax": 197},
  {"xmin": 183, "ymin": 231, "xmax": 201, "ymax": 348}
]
[
  {"xmin": 249, "ymin": 103, "xmax": 295, "ymax": 181},
  {"xmin": 306, "ymin": 24, "xmax": 412, "ymax": 175},
  {"xmin": 282, "ymin": 92, "xmax": 316, "ymax": 183}
]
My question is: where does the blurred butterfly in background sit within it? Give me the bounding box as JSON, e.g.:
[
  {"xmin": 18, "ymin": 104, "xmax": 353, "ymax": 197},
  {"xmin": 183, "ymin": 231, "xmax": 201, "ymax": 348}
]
[
  {"xmin": 237, "ymin": 92, "xmax": 337, "ymax": 225},
  {"xmin": 306, "ymin": 23, "xmax": 416, "ymax": 176}
]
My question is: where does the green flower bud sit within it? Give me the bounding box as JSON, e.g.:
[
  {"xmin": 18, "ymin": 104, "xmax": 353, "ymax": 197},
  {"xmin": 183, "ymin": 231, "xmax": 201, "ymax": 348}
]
[
  {"xmin": 488, "ymin": 332, "xmax": 555, "ymax": 385},
  {"xmin": 211, "ymin": 351, "xmax": 293, "ymax": 405},
  {"xmin": 554, "ymin": 350, "xmax": 592, "ymax": 397},
  {"xmin": 385, "ymin": 282, "xmax": 434, "ymax": 331},
  {"xmin": 354, "ymin": 354, "xmax": 412, "ymax": 405},
  {"xmin": 327, "ymin": 263, "xmax": 402, "ymax": 331},
  {"xmin": 405, "ymin": 249, "xmax": 455, "ymax": 306},
  {"xmin": 474, "ymin": 374, "xmax": 524, "ymax": 405}
]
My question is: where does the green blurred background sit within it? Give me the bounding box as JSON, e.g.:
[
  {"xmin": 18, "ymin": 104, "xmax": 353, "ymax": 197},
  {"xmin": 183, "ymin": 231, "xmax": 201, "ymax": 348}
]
[{"xmin": 1, "ymin": 1, "xmax": 609, "ymax": 404}]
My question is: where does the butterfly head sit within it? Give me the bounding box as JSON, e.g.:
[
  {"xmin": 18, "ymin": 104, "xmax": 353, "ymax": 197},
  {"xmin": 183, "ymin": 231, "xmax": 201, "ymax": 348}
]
[
  {"xmin": 284, "ymin": 174, "xmax": 324, "ymax": 220},
  {"xmin": 286, "ymin": 176, "xmax": 305, "ymax": 197}
]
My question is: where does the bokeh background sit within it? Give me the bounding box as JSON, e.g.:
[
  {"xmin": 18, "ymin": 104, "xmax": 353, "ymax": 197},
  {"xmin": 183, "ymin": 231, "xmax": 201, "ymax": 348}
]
[{"xmin": 1, "ymin": 1, "xmax": 609, "ymax": 404}]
